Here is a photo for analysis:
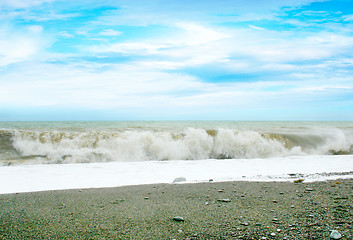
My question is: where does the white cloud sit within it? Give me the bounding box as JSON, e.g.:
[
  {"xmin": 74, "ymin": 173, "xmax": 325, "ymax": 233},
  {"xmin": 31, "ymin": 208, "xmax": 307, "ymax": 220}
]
[
  {"xmin": 27, "ymin": 25, "xmax": 43, "ymax": 34},
  {"xmin": 0, "ymin": 0, "xmax": 52, "ymax": 8},
  {"xmin": 58, "ymin": 31, "xmax": 74, "ymax": 38},
  {"xmin": 0, "ymin": 24, "xmax": 50, "ymax": 67},
  {"xmin": 0, "ymin": 36, "xmax": 39, "ymax": 67},
  {"xmin": 249, "ymin": 25, "xmax": 265, "ymax": 30},
  {"xmin": 342, "ymin": 14, "xmax": 353, "ymax": 21},
  {"xmin": 99, "ymin": 29, "xmax": 122, "ymax": 36}
]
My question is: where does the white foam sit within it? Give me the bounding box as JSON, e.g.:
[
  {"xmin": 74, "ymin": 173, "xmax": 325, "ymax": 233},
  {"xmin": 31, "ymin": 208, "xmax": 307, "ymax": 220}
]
[
  {"xmin": 0, "ymin": 155, "xmax": 352, "ymax": 194},
  {"xmin": 12, "ymin": 127, "xmax": 352, "ymax": 164}
]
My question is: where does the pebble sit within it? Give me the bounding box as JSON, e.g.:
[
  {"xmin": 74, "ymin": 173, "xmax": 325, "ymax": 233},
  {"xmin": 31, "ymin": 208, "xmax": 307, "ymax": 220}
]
[
  {"xmin": 329, "ymin": 230, "xmax": 342, "ymax": 239},
  {"xmin": 270, "ymin": 232, "xmax": 276, "ymax": 237},
  {"xmin": 173, "ymin": 216, "xmax": 185, "ymax": 222},
  {"xmin": 294, "ymin": 179, "xmax": 304, "ymax": 183},
  {"xmin": 241, "ymin": 222, "xmax": 249, "ymax": 226},
  {"xmin": 305, "ymin": 188, "xmax": 313, "ymax": 192},
  {"xmin": 173, "ymin": 177, "xmax": 186, "ymax": 183},
  {"xmin": 217, "ymin": 198, "xmax": 231, "ymax": 202}
]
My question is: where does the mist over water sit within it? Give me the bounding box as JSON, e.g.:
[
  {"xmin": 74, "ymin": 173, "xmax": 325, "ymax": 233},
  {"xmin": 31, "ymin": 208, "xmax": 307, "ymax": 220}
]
[{"xmin": 1, "ymin": 121, "xmax": 352, "ymax": 165}]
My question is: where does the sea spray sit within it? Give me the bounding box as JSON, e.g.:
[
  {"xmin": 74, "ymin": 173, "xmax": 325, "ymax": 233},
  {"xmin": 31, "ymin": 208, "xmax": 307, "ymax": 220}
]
[{"xmin": 0, "ymin": 123, "xmax": 351, "ymax": 165}]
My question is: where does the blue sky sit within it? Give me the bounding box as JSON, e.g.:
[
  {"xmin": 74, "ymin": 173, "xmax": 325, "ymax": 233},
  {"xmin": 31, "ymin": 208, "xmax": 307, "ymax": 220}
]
[{"xmin": 0, "ymin": 0, "xmax": 353, "ymax": 121}]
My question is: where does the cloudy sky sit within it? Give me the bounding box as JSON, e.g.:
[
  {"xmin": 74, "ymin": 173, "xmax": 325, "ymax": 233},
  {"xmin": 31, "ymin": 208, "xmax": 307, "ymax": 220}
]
[{"xmin": 0, "ymin": 0, "xmax": 352, "ymax": 121}]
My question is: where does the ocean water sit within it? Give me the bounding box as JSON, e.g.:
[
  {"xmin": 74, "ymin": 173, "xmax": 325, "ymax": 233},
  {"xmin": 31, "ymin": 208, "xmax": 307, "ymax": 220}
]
[{"xmin": 0, "ymin": 121, "xmax": 353, "ymax": 193}]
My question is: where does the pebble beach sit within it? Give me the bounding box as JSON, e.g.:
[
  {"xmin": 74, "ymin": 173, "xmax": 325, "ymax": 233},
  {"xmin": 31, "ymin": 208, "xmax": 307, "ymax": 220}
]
[{"xmin": 0, "ymin": 179, "xmax": 352, "ymax": 239}]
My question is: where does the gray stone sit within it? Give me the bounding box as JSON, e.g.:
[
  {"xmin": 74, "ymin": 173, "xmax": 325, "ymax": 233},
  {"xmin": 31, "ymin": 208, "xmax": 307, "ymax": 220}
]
[
  {"xmin": 330, "ymin": 230, "xmax": 342, "ymax": 239},
  {"xmin": 173, "ymin": 216, "xmax": 185, "ymax": 222},
  {"xmin": 173, "ymin": 177, "xmax": 186, "ymax": 183}
]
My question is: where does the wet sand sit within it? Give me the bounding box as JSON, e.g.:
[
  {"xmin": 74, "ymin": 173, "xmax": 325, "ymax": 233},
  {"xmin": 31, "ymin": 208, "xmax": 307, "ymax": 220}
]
[{"xmin": 0, "ymin": 179, "xmax": 352, "ymax": 239}]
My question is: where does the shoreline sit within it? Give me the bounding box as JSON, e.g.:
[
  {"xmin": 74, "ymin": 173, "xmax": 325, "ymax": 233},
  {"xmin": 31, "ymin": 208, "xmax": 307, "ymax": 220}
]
[{"xmin": 1, "ymin": 179, "xmax": 352, "ymax": 239}]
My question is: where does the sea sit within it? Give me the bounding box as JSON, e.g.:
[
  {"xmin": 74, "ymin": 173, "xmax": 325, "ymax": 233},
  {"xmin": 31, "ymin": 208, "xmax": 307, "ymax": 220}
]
[{"xmin": 0, "ymin": 121, "xmax": 352, "ymax": 194}]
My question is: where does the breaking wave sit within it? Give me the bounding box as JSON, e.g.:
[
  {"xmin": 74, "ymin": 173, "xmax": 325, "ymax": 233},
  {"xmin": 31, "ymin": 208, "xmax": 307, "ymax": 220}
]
[{"xmin": 1, "ymin": 126, "xmax": 352, "ymax": 165}]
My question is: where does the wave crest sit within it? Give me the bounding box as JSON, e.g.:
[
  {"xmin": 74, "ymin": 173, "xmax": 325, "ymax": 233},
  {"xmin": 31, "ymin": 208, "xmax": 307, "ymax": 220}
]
[{"xmin": 1, "ymin": 127, "xmax": 352, "ymax": 164}]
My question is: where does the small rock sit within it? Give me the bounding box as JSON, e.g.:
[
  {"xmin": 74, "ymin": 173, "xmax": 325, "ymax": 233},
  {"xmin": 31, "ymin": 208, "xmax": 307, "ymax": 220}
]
[
  {"xmin": 261, "ymin": 237, "xmax": 267, "ymax": 240},
  {"xmin": 241, "ymin": 222, "xmax": 249, "ymax": 226},
  {"xmin": 178, "ymin": 229, "xmax": 183, "ymax": 233},
  {"xmin": 173, "ymin": 216, "xmax": 185, "ymax": 222},
  {"xmin": 305, "ymin": 188, "xmax": 313, "ymax": 192},
  {"xmin": 330, "ymin": 230, "xmax": 342, "ymax": 239},
  {"xmin": 209, "ymin": 179, "xmax": 214, "ymax": 182},
  {"xmin": 277, "ymin": 228, "xmax": 281, "ymax": 232},
  {"xmin": 218, "ymin": 189, "xmax": 224, "ymax": 193},
  {"xmin": 279, "ymin": 192, "xmax": 284, "ymax": 195},
  {"xmin": 173, "ymin": 177, "xmax": 186, "ymax": 183},
  {"xmin": 217, "ymin": 198, "xmax": 231, "ymax": 202},
  {"xmin": 270, "ymin": 232, "xmax": 276, "ymax": 237},
  {"xmin": 144, "ymin": 197, "xmax": 149, "ymax": 200},
  {"xmin": 272, "ymin": 200, "xmax": 278, "ymax": 203}
]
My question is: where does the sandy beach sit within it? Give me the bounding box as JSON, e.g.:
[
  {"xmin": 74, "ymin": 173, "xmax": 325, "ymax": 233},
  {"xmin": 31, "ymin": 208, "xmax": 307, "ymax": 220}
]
[{"xmin": 0, "ymin": 179, "xmax": 352, "ymax": 239}]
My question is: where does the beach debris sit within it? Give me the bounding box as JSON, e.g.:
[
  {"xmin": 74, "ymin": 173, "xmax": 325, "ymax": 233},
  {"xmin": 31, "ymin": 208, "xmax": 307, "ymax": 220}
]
[
  {"xmin": 294, "ymin": 179, "xmax": 304, "ymax": 183},
  {"xmin": 173, "ymin": 177, "xmax": 186, "ymax": 183},
  {"xmin": 209, "ymin": 179, "xmax": 214, "ymax": 182},
  {"xmin": 144, "ymin": 197, "xmax": 149, "ymax": 200},
  {"xmin": 305, "ymin": 188, "xmax": 314, "ymax": 192},
  {"xmin": 270, "ymin": 232, "xmax": 276, "ymax": 237},
  {"xmin": 329, "ymin": 230, "xmax": 342, "ymax": 239},
  {"xmin": 173, "ymin": 216, "xmax": 185, "ymax": 222},
  {"xmin": 217, "ymin": 198, "xmax": 231, "ymax": 202},
  {"xmin": 272, "ymin": 200, "xmax": 278, "ymax": 203},
  {"xmin": 178, "ymin": 229, "xmax": 183, "ymax": 233},
  {"xmin": 241, "ymin": 222, "xmax": 249, "ymax": 226},
  {"xmin": 218, "ymin": 189, "xmax": 224, "ymax": 193}
]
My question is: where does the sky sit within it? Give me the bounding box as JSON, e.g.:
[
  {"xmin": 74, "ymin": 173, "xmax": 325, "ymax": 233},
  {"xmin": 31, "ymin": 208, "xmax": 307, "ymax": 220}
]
[{"xmin": 0, "ymin": 0, "xmax": 353, "ymax": 121}]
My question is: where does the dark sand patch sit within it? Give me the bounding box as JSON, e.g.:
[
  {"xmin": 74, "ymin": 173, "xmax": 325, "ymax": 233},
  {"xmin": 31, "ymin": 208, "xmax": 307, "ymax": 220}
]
[{"xmin": 1, "ymin": 179, "xmax": 352, "ymax": 239}]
